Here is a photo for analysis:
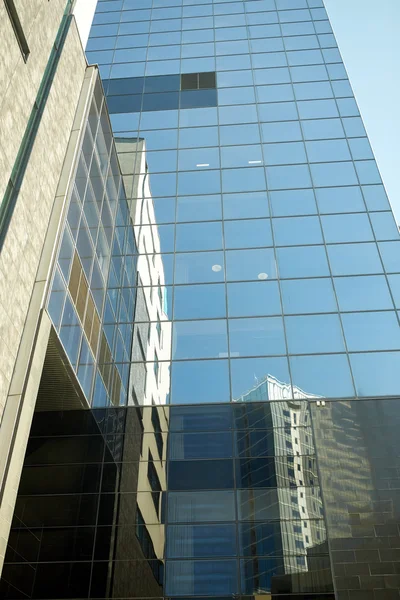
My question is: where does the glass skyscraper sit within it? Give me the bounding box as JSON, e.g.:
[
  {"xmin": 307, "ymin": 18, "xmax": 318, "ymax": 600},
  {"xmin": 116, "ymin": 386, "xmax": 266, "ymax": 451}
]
[
  {"xmin": 2, "ymin": 1, "xmax": 400, "ymax": 599},
  {"xmin": 85, "ymin": 0, "xmax": 400, "ymax": 406}
]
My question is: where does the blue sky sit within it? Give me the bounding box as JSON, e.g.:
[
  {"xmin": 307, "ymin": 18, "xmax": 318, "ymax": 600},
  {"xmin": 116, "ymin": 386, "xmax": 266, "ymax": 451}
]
[
  {"xmin": 74, "ymin": 0, "xmax": 400, "ymax": 220},
  {"xmin": 323, "ymin": 0, "xmax": 400, "ymax": 221}
]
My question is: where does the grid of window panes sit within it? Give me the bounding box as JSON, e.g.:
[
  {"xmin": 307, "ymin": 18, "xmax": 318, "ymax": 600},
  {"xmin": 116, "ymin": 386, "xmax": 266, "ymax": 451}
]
[
  {"xmin": 86, "ymin": 0, "xmax": 400, "ymax": 405},
  {"xmin": 2, "ymin": 402, "xmax": 335, "ymax": 599},
  {"xmin": 46, "ymin": 76, "xmax": 138, "ymax": 407}
]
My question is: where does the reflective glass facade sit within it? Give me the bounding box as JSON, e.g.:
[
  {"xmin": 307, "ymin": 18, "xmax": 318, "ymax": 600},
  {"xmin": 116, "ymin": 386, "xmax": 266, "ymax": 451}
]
[
  {"xmin": 81, "ymin": 0, "xmax": 400, "ymax": 405},
  {"xmin": 3, "ymin": 3, "xmax": 400, "ymax": 599},
  {"xmin": 2, "ymin": 399, "xmax": 400, "ymax": 599}
]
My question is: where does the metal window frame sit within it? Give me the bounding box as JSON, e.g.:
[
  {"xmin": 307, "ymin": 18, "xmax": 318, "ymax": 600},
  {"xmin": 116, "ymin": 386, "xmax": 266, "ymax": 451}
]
[{"xmin": 4, "ymin": 0, "xmax": 30, "ymax": 61}]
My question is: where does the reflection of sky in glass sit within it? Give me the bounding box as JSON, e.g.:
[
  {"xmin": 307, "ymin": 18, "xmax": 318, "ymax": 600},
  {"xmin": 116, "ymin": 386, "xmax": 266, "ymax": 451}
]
[{"xmin": 62, "ymin": 0, "xmax": 400, "ymax": 405}]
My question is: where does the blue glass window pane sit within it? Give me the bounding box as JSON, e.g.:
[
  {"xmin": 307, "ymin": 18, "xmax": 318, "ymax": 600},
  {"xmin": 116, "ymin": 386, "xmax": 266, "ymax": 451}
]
[
  {"xmin": 227, "ymin": 281, "xmax": 282, "ymax": 317},
  {"xmin": 261, "ymin": 121, "xmax": 303, "ymax": 143},
  {"xmin": 290, "ymin": 354, "xmax": 355, "ymax": 398},
  {"xmin": 350, "ymin": 352, "xmax": 400, "ymax": 397},
  {"xmin": 60, "ymin": 297, "xmax": 81, "ymax": 367},
  {"xmin": 362, "ymin": 185, "xmax": 390, "ymax": 211},
  {"xmin": 370, "ymin": 212, "xmax": 400, "ymax": 241},
  {"xmin": 321, "ymin": 214, "xmax": 373, "ymax": 243},
  {"xmin": 252, "ymin": 52, "xmax": 287, "ymax": 69},
  {"xmin": 148, "ymin": 31, "xmax": 182, "ymax": 45},
  {"xmin": 284, "ymin": 34, "xmax": 319, "ymax": 51},
  {"xmin": 224, "ymin": 219, "xmax": 273, "ymax": 249},
  {"xmin": 273, "ymin": 215, "xmax": 322, "ymax": 246},
  {"xmin": 176, "ymin": 222, "xmax": 223, "ymax": 252},
  {"xmin": 181, "ymin": 41, "xmax": 214, "ymax": 58},
  {"xmin": 293, "ymin": 81, "xmax": 333, "ymax": 100},
  {"xmin": 263, "ymin": 142, "xmax": 307, "ymax": 166},
  {"xmin": 177, "ymin": 195, "xmax": 222, "ymax": 222},
  {"xmin": 249, "ymin": 24, "xmax": 282, "ymax": 39},
  {"xmin": 306, "ymin": 139, "xmax": 351, "ymax": 163},
  {"xmin": 139, "ymin": 110, "xmax": 178, "ymax": 130},
  {"xmin": 166, "ymin": 560, "xmax": 237, "ymax": 596},
  {"xmin": 220, "ymin": 124, "xmax": 261, "ymax": 146},
  {"xmin": 287, "ymin": 49, "xmax": 323, "ymax": 66},
  {"xmin": 141, "ymin": 129, "xmax": 178, "ymax": 150},
  {"xmin": 266, "ymin": 165, "xmax": 312, "ymax": 190},
  {"xmin": 223, "ymin": 192, "xmax": 269, "ymax": 219},
  {"xmin": 174, "ymin": 284, "xmax": 226, "ymax": 319},
  {"xmin": 334, "ymin": 275, "xmax": 394, "ymax": 311},
  {"xmin": 217, "ymin": 54, "xmax": 252, "ymax": 71},
  {"xmin": 168, "ymin": 490, "xmax": 235, "ymax": 522},
  {"xmin": 222, "ymin": 167, "xmax": 266, "ymax": 193},
  {"xmin": 257, "ymin": 84, "xmax": 294, "ymax": 103},
  {"xmin": 178, "ymin": 170, "xmax": 221, "ymax": 195},
  {"xmin": 219, "ymin": 105, "xmax": 258, "ymax": 125},
  {"xmin": 145, "ymin": 150, "xmax": 177, "ymax": 173},
  {"xmin": 229, "ymin": 317, "xmax": 286, "ymax": 357},
  {"xmin": 348, "ymin": 137, "xmax": 374, "ymax": 160},
  {"xmin": 231, "ymin": 357, "xmax": 291, "ymax": 400},
  {"xmin": 302, "ymin": 118, "xmax": 345, "ymax": 140},
  {"xmin": 388, "ymin": 275, "xmax": 400, "ymax": 308},
  {"xmin": 253, "ymin": 67, "xmax": 291, "ymax": 85},
  {"xmin": 218, "ymin": 86, "xmax": 256, "ymax": 105},
  {"xmin": 285, "ymin": 314, "xmax": 345, "ymax": 354},
  {"xmin": 258, "ymin": 102, "xmax": 298, "ymax": 122},
  {"xmin": 47, "ymin": 268, "xmax": 66, "ymax": 330},
  {"xmin": 378, "ymin": 241, "xmax": 400, "ymax": 273},
  {"xmin": 342, "ymin": 311, "xmax": 400, "ymax": 352},
  {"xmin": 173, "ymin": 320, "xmax": 228, "ymax": 359},
  {"xmin": 226, "ymin": 248, "xmax": 277, "ymax": 281},
  {"xmin": 277, "ymin": 245, "xmax": 330, "ymax": 278},
  {"xmin": 221, "ymin": 144, "xmax": 263, "ymax": 169},
  {"xmin": 327, "ymin": 243, "xmax": 383, "ymax": 276},
  {"xmin": 175, "ymin": 251, "xmax": 225, "ymax": 284},
  {"xmin": 298, "ymin": 99, "xmax": 338, "ymax": 119},
  {"xmin": 281, "ymin": 22, "xmax": 315, "ymax": 36},
  {"xmin": 355, "ymin": 160, "xmax": 382, "ymax": 185},
  {"xmin": 290, "ymin": 64, "xmax": 329, "ymax": 83},
  {"xmin": 110, "ymin": 62, "xmax": 146, "ymax": 78},
  {"xmin": 270, "ymin": 189, "xmax": 317, "ymax": 216},
  {"xmin": 171, "ymin": 360, "xmax": 230, "ymax": 403},
  {"xmin": 311, "ymin": 162, "xmax": 358, "ymax": 187},
  {"xmin": 179, "ymin": 126, "xmax": 218, "ymax": 148},
  {"xmin": 281, "ymin": 278, "xmax": 337, "ymax": 314},
  {"xmin": 316, "ymin": 186, "xmax": 365, "ymax": 214},
  {"xmin": 180, "ymin": 107, "xmax": 218, "ymax": 127},
  {"xmin": 342, "ymin": 116, "xmax": 367, "ymax": 137},
  {"xmin": 182, "ymin": 29, "xmax": 215, "ymax": 44},
  {"xmin": 166, "ymin": 524, "xmax": 236, "ymax": 558},
  {"xmin": 215, "ymin": 27, "xmax": 247, "ymax": 42},
  {"xmin": 178, "ymin": 147, "xmax": 220, "ymax": 171},
  {"xmin": 331, "ymin": 79, "xmax": 353, "ymax": 97}
]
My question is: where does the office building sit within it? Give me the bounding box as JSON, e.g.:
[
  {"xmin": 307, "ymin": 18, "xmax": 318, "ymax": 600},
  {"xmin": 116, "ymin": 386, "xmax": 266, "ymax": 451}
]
[{"xmin": 1, "ymin": 0, "xmax": 400, "ymax": 599}]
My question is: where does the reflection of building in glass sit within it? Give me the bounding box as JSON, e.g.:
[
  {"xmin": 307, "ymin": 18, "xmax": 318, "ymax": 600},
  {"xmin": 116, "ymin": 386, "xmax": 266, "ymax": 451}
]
[
  {"xmin": 115, "ymin": 136, "xmax": 171, "ymax": 407},
  {"xmin": 2, "ymin": 0, "xmax": 400, "ymax": 596}
]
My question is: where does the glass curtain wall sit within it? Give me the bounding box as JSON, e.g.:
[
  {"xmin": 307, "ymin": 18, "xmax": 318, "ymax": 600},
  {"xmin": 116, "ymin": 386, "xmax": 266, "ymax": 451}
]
[{"xmin": 84, "ymin": 0, "xmax": 400, "ymax": 407}]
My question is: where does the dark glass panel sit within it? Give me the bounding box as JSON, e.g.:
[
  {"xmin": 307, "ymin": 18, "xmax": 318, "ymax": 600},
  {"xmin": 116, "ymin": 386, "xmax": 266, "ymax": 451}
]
[
  {"xmin": 180, "ymin": 89, "xmax": 218, "ymax": 108},
  {"xmin": 166, "ymin": 524, "xmax": 236, "ymax": 558},
  {"xmin": 168, "ymin": 459, "xmax": 234, "ymax": 490},
  {"xmin": 168, "ymin": 431, "xmax": 233, "ymax": 459},
  {"xmin": 199, "ymin": 71, "xmax": 217, "ymax": 88},
  {"xmin": 144, "ymin": 74, "xmax": 181, "ymax": 93},
  {"xmin": 170, "ymin": 404, "xmax": 233, "ymax": 431},
  {"xmin": 142, "ymin": 91, "xmax": 179, "ymax": 111}
]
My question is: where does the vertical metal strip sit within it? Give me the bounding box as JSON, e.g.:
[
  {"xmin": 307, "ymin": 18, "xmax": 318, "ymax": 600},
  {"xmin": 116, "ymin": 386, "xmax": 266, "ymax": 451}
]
[{"xmin": 0, "ymin": 0, "xmax": 74, "ymax": 251}]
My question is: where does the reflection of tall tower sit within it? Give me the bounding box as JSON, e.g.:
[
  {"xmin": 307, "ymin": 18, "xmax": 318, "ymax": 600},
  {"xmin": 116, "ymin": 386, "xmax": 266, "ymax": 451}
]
[
  {"xmin": 115, "ymin": 138, "xmax": 171, "ymax": 407},
  {"xmin": 235, "ymin": 379, "xmax": 325, "ymax": 576}
]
